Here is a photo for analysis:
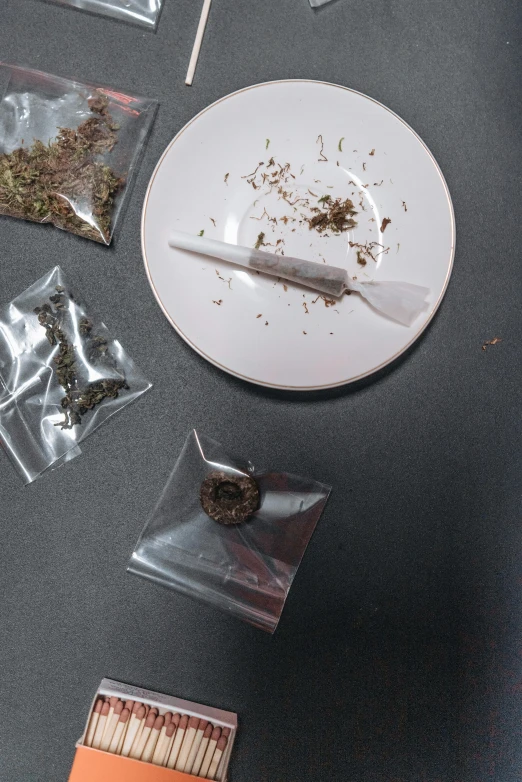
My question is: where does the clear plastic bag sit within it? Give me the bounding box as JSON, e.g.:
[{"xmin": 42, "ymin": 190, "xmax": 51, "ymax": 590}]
[
  {"xmin": 0, "ymin": 64, "xmax": 158, "ymax": 244},
  {"xmin": 128, "ymin": 430, "xmax": 331, "ymax": 633},
  {"xmin": 0, "ymin": 267, "xmax": 152, "ymax": 484},
  {"xmin": 39, "ymin": 0, "xmax": 164, "ymax": 29}
]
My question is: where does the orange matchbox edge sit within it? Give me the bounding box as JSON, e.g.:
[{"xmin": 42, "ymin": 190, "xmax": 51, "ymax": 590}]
[{"xmin": 69, "ymin": 745, "xmax": 201, "ymax": 782}]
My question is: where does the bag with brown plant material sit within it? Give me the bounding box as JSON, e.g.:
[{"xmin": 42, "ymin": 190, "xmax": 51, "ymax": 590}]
[
  {"xmin": 128, "ymin": 430, "xmax": 331, "ymax": 633},
  {"xmin": 0, "ymin": 267, "xmax": 152, "ymax": 484},
  {"xmin": 39, "ymin": 0, "xmax": 165, "ymax": 28},
  {"xmin": 0, "ymin": 64, "xmax": 157, "ymax": 244}
]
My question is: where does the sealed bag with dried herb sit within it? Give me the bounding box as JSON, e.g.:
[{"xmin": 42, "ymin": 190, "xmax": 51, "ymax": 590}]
[
  {"xmin": 39, "ymin": 0, "xmax": 164, "ymax": 30},
  {"xmin": 0, "ymin": 267, "xmax": 152, "ymax": 484},
  {"xmin": 128, "ymin": 430, "xmax": 331, "ymax": 633},
  {"xmin": 0, "ymin": 64, "xmax": 157, "ymax": 244}
]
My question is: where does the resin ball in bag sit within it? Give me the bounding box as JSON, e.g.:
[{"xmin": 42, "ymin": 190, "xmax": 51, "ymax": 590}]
[{"xmin": 129, "ymin": 430, "xmax": 331, "ymax": 633}]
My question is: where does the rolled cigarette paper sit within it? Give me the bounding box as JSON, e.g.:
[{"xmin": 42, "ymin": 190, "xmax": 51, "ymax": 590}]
[
  {"xmin": 100, "ymin": 700, "xmax": 123, "ymax": 751},
  {"xmin": 162, "ymin": 713, "xmax": 181, "ymax": 767},
  {"xmin": 123, "ymin": 704, "xmax": 146, "ymax": 757},
  {"xmin": 207, "ymin": 734, "xmax": 228, "ymax": 780},
  {"xmin": 131, "ymin": 710, "xmax": 156, "ymax": 760},
  {"xmin": 168, "ymin": 231, "xmax": 430, "ymax": 326},
  {"xmin": 91, "ymin": 701, "xmax": 110, "ymax": 749},
  {"xmin": 199, "ymin": 726, "xmax": 221, "ymax": 779},
  {"xmin": 166, "ymin": 714, "xmax": 188, "ymax": 769},
  {"xmin": 186, "ymin": 719, "xmax": 208, "ymax": 773},
  {"xmin": 176, "ymin": 716, "xmax": 200, "ymax": 771},
  {"xmin": 152, "ymin": 712, "xmax": 172, "ymax": 765},
  {"xmin": 108, "ymin": 708, "xmax": 130, "ymax": 754},
  {"xmin": 141, "ymin": 715, "xmax": 164, "ymax": 763},
  {"xmin": 84, "ymin": 699, "xmax": 102, "ymax": 748},
  {"xmin": 100, "ymin": 697, "xmax": 119, "ymax": 745},
  {"xmin": 192, "ymin": 722, "xmax": 213, "ymax": 776}
]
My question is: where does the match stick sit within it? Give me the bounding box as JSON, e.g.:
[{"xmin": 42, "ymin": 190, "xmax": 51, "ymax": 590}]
[
  {"xmin": 157, "ymin": 719, "xmax": 177, "ymax": 767},
  {"xmin": 141, "ymin": 714, "xmax": 164, "ymax": 763},
  {"xmin": 108, "ymin": 708, "xmax": 130, "ymax": 754},
  {"xmin": 84, "ymin": 699, "xmax": 102, "ymax": 747},
  {"xmin": 176, "ymin": 716, "xmax": 200, "ymax": 771},
  {"xmin": 91, "ymin": 701, "xmax": 110, "ymax": 750},
  {"xmin": 198, "ymin": 726, "xmax": 221, "ymax": 779},
  {"xmin": 191, "ymin": 722, "xmax": 213, "ymax": 776},
  {"xmin": 166, "ymin": 714, "xmax": 188, "ymax": 769},
  {"xmin": 152, "ymin": 712, "xmax": 172, "ymax": 765},
  {"xmin": 117, "ymin": 701, "xmax": 136, "ymax": 755},
  {"xmin": 186, "ymin": 719, "xmax": 208, "ymax": 773},
  {"xmin": 122, "ymin": 704, "xmax": 146, "ymax": 757},
  {"xmin": 206, "ymin": 734, "xmax": 229, "ymax": 780},
  {"xmin": 185, "ymin": 0, "xmax": 212, "ymax": 86},
  {"xmin": 100, "ymin": 700, "xmax": 123, "ymax": 751},
  {"xmin": 131, "ymin": 710, "xmax": 156, "ymax": 760},
  {"xmin": 162, "ymin": 713, "xmax": 180, "ymax": 767},
  {"xmin": 101, "ymin": 697, "xmax": 119, "ymax": 745}
]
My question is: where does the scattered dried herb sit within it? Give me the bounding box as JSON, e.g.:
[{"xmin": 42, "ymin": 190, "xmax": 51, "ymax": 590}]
[
  {"xmin": 255, "ymin": 231, "xmax": 266, "ymax": 249},
  {"xmin": 369, "ymin": 149, "xmax": 375, "ymax": 156},
  {"xmin": 0, "ymin": 92, "xmax": 123, "ymax": 244},
  {"xmin": 200, "ymin": 470, "xmax": 260, "ymax": 525},
  {"xmin": 317, "ymin": 135, "xmax": 328, "ymax": 162},
  {"xmin": 198, "ymin": 229, "xmax": 205, "ymax": 237},
  {"xmin": 224, "ymin": 173, "xmax": 229, "ymax": 184},
  {"xmin": 338, "ymin": 137, "xmax": 345, "ymax": 152},
  {"xmin": 34, "ymin": 286, "xmax": 127, "ymax": 429},
  {"xmin": 373, "ymin": 180, "xmax": 384, "ymax": 186},
  {"xmin": 482, "ymin": 337, "xmax": 502, "ymax": 351},
  {"xmin": 265, "ymin": 321, "xmax": 269, "ymax": 326},
  {"xmin": 266, "ymin": 139, "xmax": 271, "ymax": 150},
  {"xmin": 362, "ymin": 162, "xmax": 367, "ymax": 171},
  {"xmin": 212, "ymin": 299, "xmax": 223, "ymax": 306},
  {"xmin": 307, "ymin": 197, "xmax": 358, "ymax": 234},
  {"xmin": 210, "ymin": 218, "xmax": 216, "ymax": 227},
  {"xmin": 303, "ymin": 302, "xmax": 309, "ymax": 314},
  {"xmin": 356, "ymin": 251, "xmax": 367, "ymax": 266},
  {"xmin": 402, "ymin": 201, "xmax": 408, "ymax": 212},
  {"xmin": 303, "ymin": 331, "xmax": 307, "ymax": 335},
  {"xmin": 380, "ymin": 217, "xmax": 391, "ymax": 232},
  {"xmin": 256, "ymin": 314, "xmax": 262, "ymax": 318}
]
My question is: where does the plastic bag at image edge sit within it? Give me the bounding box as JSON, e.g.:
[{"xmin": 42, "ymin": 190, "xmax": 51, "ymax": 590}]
[
  {"xmin": 128, "ymin": 430, "xmax": 331, "ymax": 633},
  {"xmin": 0, "ymin": 266, "xmax": 152, "ymax": 484},
  {"xmin": 38, "ymin": 0, "xmax": 164, "ymax": 29},
  {"xmin": 0, "ymin": 63, "xmax": 158, "ymax": 244}
]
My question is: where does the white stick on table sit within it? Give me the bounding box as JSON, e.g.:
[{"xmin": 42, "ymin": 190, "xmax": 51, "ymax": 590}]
[{"xmin": 186, "ymin": 0, "xmax": 212, "ymax": 86}]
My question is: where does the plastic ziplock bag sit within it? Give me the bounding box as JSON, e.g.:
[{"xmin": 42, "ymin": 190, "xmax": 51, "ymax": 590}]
[
  {"xmin": 39, "ymin": 0, "xmax": 164, "ymax": 29},
  {"xmin": 0, "ymin": 64, "xmax": 158, "ymax": 244},
  {"xmin": 128, "ymin": 430, "xmax": 331, "ymax": 633},
  {"xmin": 0, "ymin": 266, "xmax": 152, "ymax": 484}
]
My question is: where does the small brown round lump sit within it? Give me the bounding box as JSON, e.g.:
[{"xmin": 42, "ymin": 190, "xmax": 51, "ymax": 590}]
[{"xmin": 200, "ymin": 470, "xmax": 260, "ymax": 525}]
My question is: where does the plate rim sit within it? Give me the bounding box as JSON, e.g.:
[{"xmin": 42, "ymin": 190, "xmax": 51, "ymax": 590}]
[{"xmin": 141, "ymin": 78, "xmax": 456, "ymax": 391}]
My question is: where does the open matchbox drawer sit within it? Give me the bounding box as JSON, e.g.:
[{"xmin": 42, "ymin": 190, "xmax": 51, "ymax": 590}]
[{"xmin": 69, "ymin": 679, "xmax": 237, "ymax": 782}]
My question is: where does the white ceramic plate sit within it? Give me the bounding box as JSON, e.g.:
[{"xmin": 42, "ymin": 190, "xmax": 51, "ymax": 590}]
[{"xmin": 142, "ymin": 80, "xmax": 455, "ymax": 390}]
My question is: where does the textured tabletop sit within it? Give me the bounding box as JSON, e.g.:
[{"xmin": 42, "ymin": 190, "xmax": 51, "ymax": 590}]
[{"xmin": 1, "ymin": 1, "xmax": 521, "ymax": 780}]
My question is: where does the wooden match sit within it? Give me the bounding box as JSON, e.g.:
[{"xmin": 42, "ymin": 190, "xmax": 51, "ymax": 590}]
[
  {"xmin": 185, "ymin": 0, "xmax": 212, "ymax": 86},
  {"xmin": 84, "ymin": 699, "xmax": 102, "ymax": 748},
  {"xmin": 166, "ymin": 713, "xmax": 188, "ymax": 769},
  {"xmin": 199, "ymin": 726, "xmax": 221, "ymax": 779},
  {"xmin": 207, "ymin": 733, "xmax": 229, "ymax": 780},
  {"xmin": 192, "ymin": 722, "xmax": 213, "ymax": 776}
]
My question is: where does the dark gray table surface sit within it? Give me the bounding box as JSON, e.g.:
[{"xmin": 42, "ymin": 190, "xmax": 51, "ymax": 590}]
[{"xmin": 1, "ymin": 1, "xmax": 521, "ymax": 780}]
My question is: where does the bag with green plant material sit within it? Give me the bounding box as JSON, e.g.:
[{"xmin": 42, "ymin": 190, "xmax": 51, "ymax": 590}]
[
  {"xmin": 0, "ymin": 64, "xmax": 157, "ymax": 244},
  {"xmin": 0, "ymin": 267, "xmax": 152, "ymax": 484}
]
